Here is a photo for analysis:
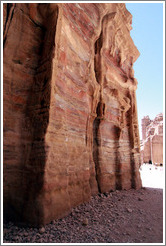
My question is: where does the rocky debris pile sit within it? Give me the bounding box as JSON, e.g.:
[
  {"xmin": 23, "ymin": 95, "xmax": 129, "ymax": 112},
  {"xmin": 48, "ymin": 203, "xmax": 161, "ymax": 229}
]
[{"xmin": 3, "ymin": 188, "xmax": 163, "ymax": 243}]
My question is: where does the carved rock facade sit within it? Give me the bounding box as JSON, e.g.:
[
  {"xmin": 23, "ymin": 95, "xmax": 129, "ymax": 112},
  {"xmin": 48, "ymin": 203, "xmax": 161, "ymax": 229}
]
[
  {"xmin": 141, "ymin": 113, "xmax": 163, "ymax": 164},
  {"xmin": 3, "ymin": 3, "xmax": 142, "ymax": 226}
]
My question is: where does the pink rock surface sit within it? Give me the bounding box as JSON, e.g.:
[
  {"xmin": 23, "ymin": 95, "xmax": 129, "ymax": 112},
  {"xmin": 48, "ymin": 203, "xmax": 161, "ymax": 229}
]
[{"xmin": 141, "ymin": 113, "xmax": 163, "ymax": 164}]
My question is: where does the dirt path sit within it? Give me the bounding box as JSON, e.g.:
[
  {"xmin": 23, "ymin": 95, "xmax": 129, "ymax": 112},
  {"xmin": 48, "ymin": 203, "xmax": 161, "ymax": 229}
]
[{"xmin": 3, "ymin": 186, "xmax": 163, "ymax": 243}]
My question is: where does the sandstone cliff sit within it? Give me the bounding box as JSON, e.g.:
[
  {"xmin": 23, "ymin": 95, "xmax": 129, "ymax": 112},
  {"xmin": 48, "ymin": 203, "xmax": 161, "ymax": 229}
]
[{"xmin": 3, "ymin": 3, "xmax": 142, "ymax": 226}]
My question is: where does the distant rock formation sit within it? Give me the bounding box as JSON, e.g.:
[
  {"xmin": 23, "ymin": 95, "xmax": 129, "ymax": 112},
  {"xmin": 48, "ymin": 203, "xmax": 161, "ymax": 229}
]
[
  {"xmin": 141, "ymin": 113, "xmax": 163, "ymax": 164},
  {"xmin": 3, "ymin": 3, "xmax": 142, "ymax": 226}
]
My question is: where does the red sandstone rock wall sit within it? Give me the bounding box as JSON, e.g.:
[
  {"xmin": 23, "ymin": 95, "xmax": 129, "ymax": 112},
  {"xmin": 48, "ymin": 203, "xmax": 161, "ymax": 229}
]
[{"xmin": 3, "ymin": 3, "xmax": 142, "ymax": 226}]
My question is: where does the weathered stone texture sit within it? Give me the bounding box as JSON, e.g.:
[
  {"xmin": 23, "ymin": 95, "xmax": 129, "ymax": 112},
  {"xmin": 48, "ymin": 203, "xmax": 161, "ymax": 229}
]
[
  {"xmin": 3, "ymin": 3, "xmax": 142, "ymax": 226},
  {"xmin": 141, "ymin": 113, "xmax": 163, "ymax": 164}
]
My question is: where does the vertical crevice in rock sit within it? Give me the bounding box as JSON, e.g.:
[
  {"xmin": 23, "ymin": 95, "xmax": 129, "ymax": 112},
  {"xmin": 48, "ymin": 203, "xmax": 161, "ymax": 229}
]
[
  {"xmin": 130, "ymin": 152, "xmax": 136, "ymax": 188},
  {"xmin": 93, "ymin": 102, "xmax": 102, "ymax": 193},
  {"xmin": 92, "ymin": 28, "xmax": 104, "ymax": 193},
  {"xmin": 115, "ymin": 126, "xmax": 122, "ymax": 190},
  {"xmin": 94, "ymin": 31, "xmax": 103, "ymax": 84},
  {"xmin": 127, "ymin": 91, "xmax": 136, "ymax": 189}
]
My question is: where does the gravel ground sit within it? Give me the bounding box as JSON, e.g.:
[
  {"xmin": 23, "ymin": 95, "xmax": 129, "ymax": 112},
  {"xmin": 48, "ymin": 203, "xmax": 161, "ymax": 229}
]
[
  {"xmin": 3, "ymin": 164, "xmax": 164, "ymax": 243},
  {"xmin": 3, "ymin": 186, "xmax": 163, "ymax": 244}
]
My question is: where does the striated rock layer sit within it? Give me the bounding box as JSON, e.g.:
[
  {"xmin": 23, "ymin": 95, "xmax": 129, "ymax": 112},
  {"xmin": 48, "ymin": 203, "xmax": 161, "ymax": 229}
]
[{"xmin": 3, "ymin": 3, "xmax": 142, "ymax": 226}]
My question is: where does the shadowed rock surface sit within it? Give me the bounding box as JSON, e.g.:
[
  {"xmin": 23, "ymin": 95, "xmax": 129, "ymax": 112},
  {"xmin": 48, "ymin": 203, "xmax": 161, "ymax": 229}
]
[{"xmin": 3, "ymin": 3, "xmax": 142, "ymax": 226}]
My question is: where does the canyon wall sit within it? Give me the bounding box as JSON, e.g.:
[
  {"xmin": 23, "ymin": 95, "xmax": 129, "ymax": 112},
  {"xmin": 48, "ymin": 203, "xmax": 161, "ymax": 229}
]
[{"xmin": 3, "ymin": 3, "xmax": 142, "ymax": 226}]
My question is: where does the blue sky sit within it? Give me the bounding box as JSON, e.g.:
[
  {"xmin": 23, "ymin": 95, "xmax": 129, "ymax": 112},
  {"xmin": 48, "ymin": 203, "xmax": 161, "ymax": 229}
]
[{"xmin": 126, "ymin": 2, "xmax": 164, "ymax": 139}]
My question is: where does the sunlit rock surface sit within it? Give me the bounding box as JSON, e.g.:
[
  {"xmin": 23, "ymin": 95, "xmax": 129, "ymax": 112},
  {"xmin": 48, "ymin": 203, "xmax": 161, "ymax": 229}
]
[
  {"xmin": 141, "ymin": 113, "xmax": 163, "ymax": 164},
  {"xmin": 3, "ymin": 3, "xmax": 142, "ymax": 226}
]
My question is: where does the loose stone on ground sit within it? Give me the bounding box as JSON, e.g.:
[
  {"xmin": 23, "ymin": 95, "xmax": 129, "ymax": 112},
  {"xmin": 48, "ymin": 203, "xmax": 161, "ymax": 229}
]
[{"xmin": 3, "ymin": 187, "xmax": 163, "ymax": 243}]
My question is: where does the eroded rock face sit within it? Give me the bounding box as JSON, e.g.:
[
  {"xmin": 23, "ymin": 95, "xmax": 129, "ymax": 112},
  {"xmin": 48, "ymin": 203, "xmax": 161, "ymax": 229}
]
[
  {"xmin": 3, "ymin": 3, "xmax": 142, "ymax": 226},
  {"xmin": 141, "ymin": 113, "xmax": 163, "ymax": 164}
]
